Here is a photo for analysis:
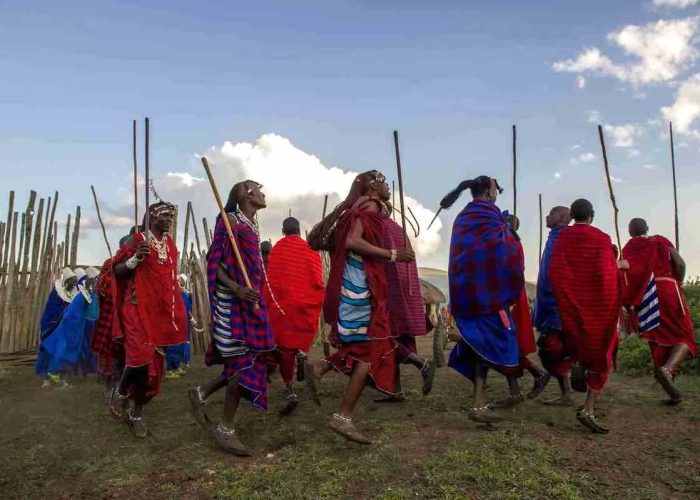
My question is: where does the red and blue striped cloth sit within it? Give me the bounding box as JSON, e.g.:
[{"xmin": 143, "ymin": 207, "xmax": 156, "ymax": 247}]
[
  {"xmin": 205, "ymin": 213, "xmax": 275, "ymax": 410},
  {"xmin": 448, "ymin": 200, "xmax": 524, "ymax": 316}
]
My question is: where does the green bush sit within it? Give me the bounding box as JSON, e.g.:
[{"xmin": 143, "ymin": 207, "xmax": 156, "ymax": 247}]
[{"xmin": 618, "ymin": 282, "xmax": 700, "ymax": 376}]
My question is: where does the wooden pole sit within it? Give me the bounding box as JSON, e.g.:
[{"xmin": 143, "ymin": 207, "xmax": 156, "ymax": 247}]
[
  {"xmin": 512, "ymin": 124, "xmax": 517, "ymax": 220},
  {"xmin": 322, "ymin": 194, "xmax": 329, "ymax": 219},
  {"xmin": 669, "ymin": 122, "xmax": 680, "ymax": 251},
  {"xmin": 203, "ymin": 218, "xmax": 212, "ymax": 248},
  {"xmin": 44, "ymin": 192, "xmax": 59, "ymax": 261},
  {"xmin": 392, "ymin": 181, "xmax": 396, "ymax": 221},
  {"xmin": 189, "ymin": 203, "xmax": 203, "ymax": 256},
  {"xmin": 0, "ymin": 211, "xmax": 18, "ymax": 352},
  {"xmin": 70, "ymin": 206, "xmax": 81, "ymax": 267},
  {"xmin": 144, "ymin": 117, "xmax": 150, "ymax": 234},
  {"xmin": 181, "ymin": 201, "xmax": 191, "ymax": 269},
  {"xmin": 63, "ymin": 213, "xmax": 71, "ymax": 268},
  {"xmin": 597, "ymin": 125, "xmax": 626, "ymax": 280},
  {"xmin": 91, "ymin": 186, "xmax": 113, "ymax": 257},
  {"xmin": 538, "ymin": 193, "xmax": 543, "ymax": 260},
  {"xmin": 39, "ymin": 195, "xmax": 52, "ymax": 263},
  {"xmin": 2, "ymin": 191, "xmax": 14, "ymax": 273},
  {"xmin": 200, "ymin": 157, "xmax": 255, "ymax": 293},
  {"xmin": 133, "ymin": 120, "xmax": 139, "ymax": 232},
  {"xmin": 392, "ymin": 130, "xmax": 412, "ymax": 295}
]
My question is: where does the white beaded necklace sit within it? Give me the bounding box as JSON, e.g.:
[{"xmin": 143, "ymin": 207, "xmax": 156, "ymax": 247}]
[{"xmin": 233, "ymin": 210, "xmax": 285, "ymax": 316}]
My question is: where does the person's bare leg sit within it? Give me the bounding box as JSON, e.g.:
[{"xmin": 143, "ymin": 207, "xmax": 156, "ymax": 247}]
[
  {"xmin": 305, "ymin": 359, "xmax": 332, "ymax": 404},
  {"xmin": 469, "ymin": 360, "xmax": 500, "ymax": 423},
  {"xmin": 490, "ymin": 375, "xmax": 524, "ymax": 408},
  {"xmin": 188, "ymin": 375, "xmax": 227, "ymax": 430},
  {"xmin": 544, "ymin": 374, "xmax": 573, "ymax": 405},
  {"xmin": 664, "ymin": 344, "xmax": 690, "ymax": 374},
  {"xmin": 329, "ymin": 362, "xmax": 373, "ymax": 444},
  {"xmin": 526, "ymin": 365, "xmax": 551, "ymax": 399}
]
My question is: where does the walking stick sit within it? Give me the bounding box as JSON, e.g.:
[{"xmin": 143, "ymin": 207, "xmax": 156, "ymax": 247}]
[
  {"xmin": 321, "ymin": 193, "xmax": 331, "ymax": 356},
  {"xmin": 512, "ymin": 125, "xmax": 517, "ymax": 220},
  {"xmin": 132, "ymin": 120, "xmax": 138, "ymax": 233},
  {"xmin": 91, "ymin": 186, "xmax": 113, "ymax": 258},
  {"xmin": 538, "ymin": 193, "xmax": 543, "ymax": 260},
  {"xmin": 393, "ymin": 130, "xmax": 413, "ymax": 295},
  {"xmin": 669, "ymin": 122, "xmax": 680, "ymax": 251},
  {"xmin": 144, "ymin": 117, "xmax": 150, "ymax": 235},
  {"xmin": 200, "ymin": 157, "xmax": 257, "ymax": 308},
  {"xmin": 597, "ymin": 125, "xmax": 627, "ymax": 284}
]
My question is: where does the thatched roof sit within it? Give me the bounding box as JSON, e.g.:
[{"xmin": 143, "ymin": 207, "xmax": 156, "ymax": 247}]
[{"xmin": 420, "ymin": 279, "xmax": 446, "ymax": 305}]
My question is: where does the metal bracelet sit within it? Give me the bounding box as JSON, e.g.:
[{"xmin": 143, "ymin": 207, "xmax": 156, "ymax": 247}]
[{"xmin": 125, "ymin": 255, "xmax": 141, "ymax": 270}]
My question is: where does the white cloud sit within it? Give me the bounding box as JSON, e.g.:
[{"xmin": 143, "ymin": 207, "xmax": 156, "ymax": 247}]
[
  {"xmin": 553, "ymin": 17, "xmax": 699, "ymax": 86},
  {"xmin": 576, "ymin": 75, "xmax": 587, "ymax": 88},
  {"xmin": 643, "ymin": 163, "xmax": 658, "ymax": 169},
  {"xmin": 553, "ymin": 172, "xmax": 562, "ymax": 179},
  {"xmin": 662, "ymin": 73, "xmax": 700, "ymax": 133},
  {"xmin": 611, "ymin": 176, "xmax": 624, "ymax": 183},
  {"xmin": 579, "ymin": 152, "xmax": 596, "ymax": 162},
  {"xmin": 150, "ymin": 134, "xmax": 442, "ymax": 258},
  {"xmin": 587, "ymin": 110, "xmax": 601, "ymax": 123},
  {"xmin": 603, "ymin": 123, "xmax": 644, "ymax": 147},
  {"xmin": 572, "ymin": 143, "xmax": 582, "ymax": 150},
  {"xmin": 653, "ymin": 0, "xmax": 699, "ymax": 7},
  {"xmin": 627, "ymin": 149, "xmax": 641, "ymax": 158},
  {"xmin": 679, "ymin": 141, "xmax": 690, "ymax": 147}
]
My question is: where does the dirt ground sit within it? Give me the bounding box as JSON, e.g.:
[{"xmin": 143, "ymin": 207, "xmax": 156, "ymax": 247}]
[{"xmin": 1, "ymin": 338, "xmax": 699, "ymax": 499}]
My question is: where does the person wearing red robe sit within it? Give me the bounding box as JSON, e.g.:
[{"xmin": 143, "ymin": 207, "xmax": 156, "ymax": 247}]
[
  {"xmin": 107, "ymin": 203, "xmax": 187, "ymax": 438},
  {"xmin": 305, "ymin": 170, "xmax": 415, "ymax": 444},
  {"xmin": 492, "ymin": 215, "xmax": 550, "ymax": 408},
  {"xmin": 622, "ymin": 218, "xmax": 697, "ymax": 404},
  {"xmin": 263, "ymin": 217, "xmax": 325, "ymax": 415},
  {"xmin": 549, "ymin": 199, "xmax": 624, "ymax": 434}
]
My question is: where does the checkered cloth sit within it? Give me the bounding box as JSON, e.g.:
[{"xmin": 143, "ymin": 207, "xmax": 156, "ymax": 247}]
[
  {"xmin": 91, "ymin": 257, "xmax": 117, "ymax": 375},
  {"xmin": 448, "ymin": 200, "xmax": 524, "ymax": 316},
  {"xmin": 205, "ymin": 213, "xmax": 275, "ymax": 410}
]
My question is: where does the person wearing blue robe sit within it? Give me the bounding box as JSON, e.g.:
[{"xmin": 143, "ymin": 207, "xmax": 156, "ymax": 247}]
[
  {"xmin": 42, "ymin": 273, "xmax": 99, "ymax": 380},
  {"xmin": 533, "ymin": 206, "xmax": 573, "ymax": 405},
  {"xmin": 165, "ymin": 277, "xmax": 193, "ymax": 376},
  {"xmin": 36, "ymin": 268, "xmax": 78, "ymax": 386}
]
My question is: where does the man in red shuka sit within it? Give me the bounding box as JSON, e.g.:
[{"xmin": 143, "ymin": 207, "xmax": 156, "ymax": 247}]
[
  {"xmin": 108, "ymin": 202, "xmax": 187, "ymax": 438},
  {"xmin": 264, "ymin": 217, "xmax": 325, "ymax": 415},
  {"xmin": 622, "ymin": 218, "xmax": 697, "ymax": 405},
  {"xmin": 549, "ymin": 199, "xmax": 626, "ymax": 434}
]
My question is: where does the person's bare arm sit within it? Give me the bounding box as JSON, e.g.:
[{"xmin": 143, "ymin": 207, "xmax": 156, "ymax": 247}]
[
  {"xmin": 113, "ymin": 236, "xmax": 149, "ymax": 277},
  {"xmin": 345, "ymin": 200, "xmax": 414, "ymax": 262},
  {"xmin": 670, "ymin": 248, "xmax": 686, "ymax": 282}
]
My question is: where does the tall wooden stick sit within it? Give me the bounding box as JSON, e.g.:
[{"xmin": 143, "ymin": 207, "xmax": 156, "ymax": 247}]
[
  {"xmin": 188, "ymin": 203, "xmax": 203, "ymax": 256},
  {"xmin": 70, "ymin": 206, "xmax": 80, "ymax": 267},
  {"xmin": 91, "ymin": 186, "xmax": 113, "ymax": 257},
  {"xmin": 538, "ymin": 193, "xmax": 543, "ymax": 260},
  {"xmin": 392, "ymin": 181, "xmax": 396, "ymax": 221},
  {"xmin": 181, "ymin": 201, "xmax": 191, "ymax": 269},
  {"xmin": 203, "ymin": 218, "xmax": 212, "ymax": 248},
  {"xmin": 133, "ymin": 120, "xmax": 138, "ymax": 232},
  {"xmin": 2, "ymin": 191, "xmax": 14, "ymax": 273},
  {"xmin": 63, "ymin": 214, "xmax": 71, "ymax": 268},
  {"xmin": 669, "ymin": 122, "xmax": 680, "ymax": 251},
  {"xmin": 597, "ymin": 125, "xmax": 626, "ymax": 277},
  {"xmin": 144, "ymin": 117, "xmax": 150, "ymax": 234},
  {"xmin": 393, "ymin": 130, "xmax": 412, "ymax": 295},
  {"xmin": 322, "ymin": 194, "xmax": 329, "ymax": 219},
  {"xmin": 512, "ymin": 125, "xmax": 517, "ymax": 220},
  {"xmin": 200, "ymin": 157, "xmax": 255, "ymax": 294}
]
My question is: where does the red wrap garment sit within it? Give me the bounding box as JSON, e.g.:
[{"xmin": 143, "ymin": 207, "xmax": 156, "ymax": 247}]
[
  {"xmin": 622, "ymin": 235, "xmax": 697, "ymax": 369},
  {"xmin": 263, "ymin": 235, "xmax": 325, "ymax": 352},
  {"xmin": 549, "ymin": 223, "xmax": 621, "ymax": 391},
  {"xmin": 510, "ymin": 241, "xmax": 536, "ymax": 374},
  {"xmin": 113, "ymin": 232, "xmax": 187, "ymax": 401},
  {"xmin": 323, "ymin": 197, "xmax": 397, "ymax": 395}
]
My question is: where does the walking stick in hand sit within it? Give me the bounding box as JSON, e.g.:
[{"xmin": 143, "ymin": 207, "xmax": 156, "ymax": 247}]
[
  {"xmin": 393, "ymin": 130, "xmax": 413, "ymax": 295},
  {"xmin": 597, "ymin": 125, "xmax": 628, "ymax": 285},
  {"xmin": 200, "ymin": 156, "xmax": 258, "ymax": 309}
]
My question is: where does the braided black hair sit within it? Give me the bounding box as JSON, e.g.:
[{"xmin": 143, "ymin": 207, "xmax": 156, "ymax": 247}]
[{"xmin": 439, "ymin": 175, "xmax": 503, "ymax": 209}]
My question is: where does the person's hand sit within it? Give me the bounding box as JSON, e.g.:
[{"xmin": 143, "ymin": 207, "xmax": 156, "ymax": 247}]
[
  {"xmin": 617, "ymin": 259, "xmax": 630, "ymax": 271},
  {"xmin": 236, "ymin": 286, "xmax": 260, "ymax": 303},
  {"xmin": 395, "ymin": 248, "xmax": 415, "ymax": 263},
  {"xmin": 135, "ymin": 241, "xmax": 150, "ymax": 259}
]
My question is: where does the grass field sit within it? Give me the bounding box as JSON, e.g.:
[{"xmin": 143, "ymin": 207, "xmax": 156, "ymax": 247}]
[{"xmin": 1, "ymin": 337, "xmax": 699, "ymax": 499}]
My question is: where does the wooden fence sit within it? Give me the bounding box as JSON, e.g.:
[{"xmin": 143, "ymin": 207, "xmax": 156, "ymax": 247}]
[{"xmin": 0, "ymin": 191, "xmax": 81, "ymax": 354}]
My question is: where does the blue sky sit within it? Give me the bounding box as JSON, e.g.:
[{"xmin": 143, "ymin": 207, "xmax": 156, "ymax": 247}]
[{"xmin": 2, "ymin": 0, "xmax": 700, "ymax": 279}]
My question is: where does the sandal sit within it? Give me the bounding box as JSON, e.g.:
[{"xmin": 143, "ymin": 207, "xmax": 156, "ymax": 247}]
[
  {"xmin": 527, "ymin": 372, "xmax": 551, "ymax": 399},
  {"xmin": 126, "ymin": 409, "xmax": 149, "ymax": 439},
  {"xmin": 109, "ymin": 389, "xmax": 128, "ymax": 420},
  {"xmin": 212, "ymin": 423, "xmax": 251, "ymax": 456},
  {"xmin": 373, "ymin": 393, "xmax": 407, "ymax": 403},
  {"xmin": 543, "ymin": 395, "xmax": 573, "ymax": 406},
  {"xmin": 468, "ymin": 407, "xmax": 502, "ymax": 424},
  {"xmin": 279, "ymin": 390, "xmax": 300, "ymax": 416},
  {"xmin": 655, "ymin": 368, "xmax": 682, "ymax": 401},
  {"xmin": 188, "ymin": 386, "xmax": 212, "ymax": 430},
  {"xmin": 488, "ymin": 393, "xmax": 524, "ymax": 409},
  {"xmin": 576, "ymin": 409, "xmax": 609, "ymax": 434},
  {"xmin": 328, "ymin": 413, "xmax": 373, "ymax": 445}
]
